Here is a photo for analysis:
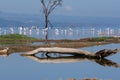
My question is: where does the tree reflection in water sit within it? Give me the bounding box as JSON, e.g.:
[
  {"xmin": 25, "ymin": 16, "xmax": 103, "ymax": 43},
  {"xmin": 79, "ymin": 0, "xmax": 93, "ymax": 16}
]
[{"xmin": 21, "ymin": 52, "xmax": 119, "ymax": 68}]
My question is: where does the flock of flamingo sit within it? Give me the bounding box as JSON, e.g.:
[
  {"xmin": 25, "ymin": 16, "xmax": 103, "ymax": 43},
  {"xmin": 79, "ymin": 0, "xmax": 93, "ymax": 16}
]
[{"xmin": 0, "ymin": 26, "xmax": 120, "ymax": 38}]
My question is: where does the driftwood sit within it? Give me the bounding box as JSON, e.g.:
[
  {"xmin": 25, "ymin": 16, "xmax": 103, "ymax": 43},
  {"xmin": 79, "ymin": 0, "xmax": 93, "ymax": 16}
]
[
  {"xmin": 21, "ymin": 47, "xmax": 92, "ymax": 56},
  {"xmin": 21, "ymin": 47, "xmax": 120, "ymax": 58},
  {"xmin": 95, "ymin": 48, "xmax": 119, "ymax": 58},
  {"xmin": 0, "ymin": 47, "xmax": 9, "ymax": 57}
]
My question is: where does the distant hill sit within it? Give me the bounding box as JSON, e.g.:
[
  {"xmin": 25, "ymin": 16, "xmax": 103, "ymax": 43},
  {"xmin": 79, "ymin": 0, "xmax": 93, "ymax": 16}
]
[
  {"xmin": 0, "ymin": 18, "xmax": 26, "ymax": 27},
  {"xmin": 50, "ymin": 15, "xmax": 120, "ymax": 25},
  {"xmin": 1, "ymin": 12, "xmax": 120, "ymax": 27},
  {"xmin": 0, "ymin": 12, "xmax": 41, "ymax": 27}
]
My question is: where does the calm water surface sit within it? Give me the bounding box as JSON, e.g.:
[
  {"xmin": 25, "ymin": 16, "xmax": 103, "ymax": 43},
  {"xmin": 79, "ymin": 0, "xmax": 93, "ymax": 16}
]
[{"xmin": 0, "ymin": 43, "xmax": 120, "ymax": 80}]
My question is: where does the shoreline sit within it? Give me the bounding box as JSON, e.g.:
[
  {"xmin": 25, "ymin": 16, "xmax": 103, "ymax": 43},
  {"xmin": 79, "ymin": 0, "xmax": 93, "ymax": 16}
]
[{"xmin": 0, "ymin": 36, "xmax": 120, "ymax": 56}]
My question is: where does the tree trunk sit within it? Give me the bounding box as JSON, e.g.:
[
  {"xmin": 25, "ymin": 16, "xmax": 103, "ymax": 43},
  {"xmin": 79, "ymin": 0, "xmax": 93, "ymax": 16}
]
[
  {"xmin": 44, "ymin": 15, "xmax": 49, "ymax": 41},
  {"xmin": 45, "ymin": 15, "xmax": 49, "ymax": 28},
  {"xmin": 45, "ymin": 29, "xmax": 48, "ymax": 42}
]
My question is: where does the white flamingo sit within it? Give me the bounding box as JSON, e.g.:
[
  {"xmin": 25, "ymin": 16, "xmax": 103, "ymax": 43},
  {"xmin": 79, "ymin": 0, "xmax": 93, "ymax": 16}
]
[
  {"xmin": 97, "ymin": 29, "xmax": 102, "ymax": 35},
  {"xmin": 29, "ymin": 29, "xmax": 32, "ymax": 35},
  {"xmin": 23, "ymin": 27, "xmax": 27, "ymax": 35},
  {"xmin": 36, "ymin": 28, "xmax": 39, "ymax": 35},
  {"xmin": 10, "ymin": 27, "xmax": 14, "ymax": 34},
  {"xmin": 90, "ymin": 28, "xmax": 95, "ymax": 37},
  {"xmin": 90, "ymin": 28, "xmax": 95, "ymax": 32},
  {"xmin": 64, "ymin": 29, "xmax": 67, "ymax": 35},
  {"xmin": 41, "ymin": 28, "xmax": 48, "ymax": 35},
  {"xmin": 68, "ymin": 28, "xmax": 73, "ymax": 36},
  {"xmin": 110, "ymin": 29, "xmax": 114, "ymax": 35},
  {"xmin": 19, "ymin": 26, "xmax": 23, "ymax": 34},
  {"xmin": 106, "ymin": 28, "xmax": 110, "ymax": 36},
  {"xmin": 55, "ymin": 28, "xmax": 59, "ymax": 35}
]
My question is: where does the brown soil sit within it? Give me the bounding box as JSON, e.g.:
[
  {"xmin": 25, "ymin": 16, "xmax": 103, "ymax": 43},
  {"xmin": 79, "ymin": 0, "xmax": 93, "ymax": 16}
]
[{"xmin": 0, "ymin": 37, "xmax": 120, "ymax": 55}]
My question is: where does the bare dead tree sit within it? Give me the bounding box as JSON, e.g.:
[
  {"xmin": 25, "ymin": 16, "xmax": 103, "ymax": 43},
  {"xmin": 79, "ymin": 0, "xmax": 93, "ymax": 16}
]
[{"xmin": 40, "ymin": 0, "xmax": 62, "ymax": 29}]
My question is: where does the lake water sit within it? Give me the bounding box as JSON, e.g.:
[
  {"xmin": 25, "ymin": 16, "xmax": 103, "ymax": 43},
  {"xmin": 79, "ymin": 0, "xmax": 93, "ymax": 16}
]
[
  {"xmin": 0, "ymin": 43, "xmax": 120, "ymax": 80},
  {"xmin": 0, "ymin": 25, "xmax": 120, "ymax": 80}
]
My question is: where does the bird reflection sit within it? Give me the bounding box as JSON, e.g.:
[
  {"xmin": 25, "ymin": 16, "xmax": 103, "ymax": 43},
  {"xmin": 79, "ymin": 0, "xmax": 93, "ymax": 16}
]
[{"xmin": 22, "ymin": 53, "xmax": 119, "ymax": 68}]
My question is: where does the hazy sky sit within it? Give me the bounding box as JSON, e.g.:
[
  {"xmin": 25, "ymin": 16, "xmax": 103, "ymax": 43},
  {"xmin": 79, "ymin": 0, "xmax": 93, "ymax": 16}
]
[{"xmin": 0, "ymin": 0, "xmax": 120, "ymax": 17}]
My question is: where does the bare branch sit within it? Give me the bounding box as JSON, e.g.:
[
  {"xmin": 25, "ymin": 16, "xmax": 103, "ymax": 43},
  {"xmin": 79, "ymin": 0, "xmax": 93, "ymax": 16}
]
[
  {"xmin": 48, "ymin": 0, "xmax": 62, "ymax": 15},
  {"xmin": 47, "ymin": 0, "xmax": 52, "ymax": 9},
  {"xmin": 40, "ymin": 0, "xmax": 47, "ymax": 14},
  {"xmin": 40, "ymin": 0, "xmax": 62, "ymax": 28}
]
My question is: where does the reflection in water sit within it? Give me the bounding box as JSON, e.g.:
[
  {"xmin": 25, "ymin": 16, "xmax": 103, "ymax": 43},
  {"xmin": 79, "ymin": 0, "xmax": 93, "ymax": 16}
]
[
  {"xmin": 77, "ymin": 78, "xmax": 99, "ymax": 80},
  {"xmin": 90, "ymin": 58, "xmax": 119, "ymax": 68},
  {"xmin": 67, "ymin": 78, "xmax": 100, "ymax": 80},
  {"xmin": 0, "ymin": 54, "xmax": 9, "ymax": 57},
  {"xmin": 22, "ymin": 53, "xmax": 119, "ymax": 68}
]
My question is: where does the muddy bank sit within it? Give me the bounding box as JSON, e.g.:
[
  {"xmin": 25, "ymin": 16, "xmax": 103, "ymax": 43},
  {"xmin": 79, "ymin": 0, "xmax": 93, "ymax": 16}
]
[{"xmin": 0, "ymin": 37, "xmax": 120, "ymax": 55}]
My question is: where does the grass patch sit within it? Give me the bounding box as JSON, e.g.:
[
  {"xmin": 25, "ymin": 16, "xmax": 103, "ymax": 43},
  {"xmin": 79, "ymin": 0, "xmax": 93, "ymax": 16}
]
[
  {"xmin": 90, "ymin": 37, "xmax": 113, "ymax": 41},
  {"xmin": 0, "ymin": 34, "xmax": 36, "ymax": 40},
  {"xmin": 0, "ymin": 34, "xmax": 40, "ymax": 45}
]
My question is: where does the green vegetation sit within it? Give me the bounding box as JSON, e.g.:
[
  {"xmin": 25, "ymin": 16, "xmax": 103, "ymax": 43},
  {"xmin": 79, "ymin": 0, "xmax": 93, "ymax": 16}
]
[
  {"xmin": 0, "ymin": 34, "xmax": 39, "ymax": 45},
  {"xmin": 0, "ymin": 34, "xmax": 36, "ymax": 40},
  {"xmin": 90, "ymin": 37, "xmax": 113, "ymax": 41},
  {"xmin": 0, "ymin": 34, "xmax": 119, "ymax": 46}
]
